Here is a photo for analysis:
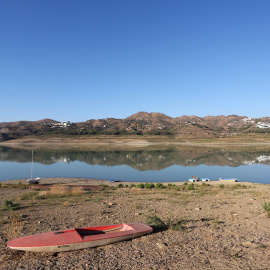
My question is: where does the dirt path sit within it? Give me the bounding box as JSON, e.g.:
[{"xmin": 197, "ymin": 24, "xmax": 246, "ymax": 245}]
[{"xmin": 1, "ymin": 178, "xmax": 270, "ymax": 269}]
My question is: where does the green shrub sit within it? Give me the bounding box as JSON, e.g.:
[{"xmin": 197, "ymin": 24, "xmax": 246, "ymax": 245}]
[
  {"xmin": 187, "ymin": 184, "xmax": 195, "ymax": 190},
  {"xmin": 145, "ymin": 183, "xmax": 155, "ymax": 189},
  {"xmin": 262, "ymin": 201, "xmax": 270, "ymax": 217},
  {"xmin": 137, "ymin": 183, "xmax": 145, "ymax": 189},
  {"xmin": 129, "ymin": 183, "xmax": 136, "ymax": 188},
  {"xmin": 168, "ymin": 183, "xmax": 176, "ymax": 189},
  {"xmin": 117, "ymin": 183, "xmax": 124, "ymax": 188},
  {"xmin": 145, "ymin": 214, "xmax": 167, "ymax": 230},
  {"xmin": 219, "ymin": 184, "xmax": 225, "ymax": 189},
  {"xmin": 2, "ymin": 200, "xmax": 20, "ymax": 211},
  {"xmin": 155, "ymin": 183, "xmax": 166, "ymax": 189},
  {"xmin": 169, "ymin": 220, "xmax": 186, "ymax": 231},
  {"xmin": 145, "ymin": 214, "xmax": 185, "ymax": 232}
]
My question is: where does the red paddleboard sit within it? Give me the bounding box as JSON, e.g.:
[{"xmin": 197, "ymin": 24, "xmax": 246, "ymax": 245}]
[{"xmin": 7, "ymin": 223, "xmax": 152, "ymax": 252}]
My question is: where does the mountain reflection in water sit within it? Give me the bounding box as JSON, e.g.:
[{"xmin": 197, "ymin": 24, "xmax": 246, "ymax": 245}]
[{"xmin": 1, "ymin": 145, "xmax": 270, "ymax": 183}]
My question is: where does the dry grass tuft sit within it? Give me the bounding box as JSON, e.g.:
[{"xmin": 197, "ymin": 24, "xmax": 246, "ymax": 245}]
[
  {"xmin": 38, "ymin": 190, "xmax": 49, "ymax": 196},
  {"xmin": 71, "ymin": 186, "xmax": 84, "ymax": 195},
  {"xmin": 62, "ymin": 201, "xmax": 70, "ymax": 207},
  {"xmin": 48, "ymin": 185, "xmax": 85, "ymax": 196},
  {"xmin": 3, "ymin": 216, "xmax": 25, "ymax": 240},
  {"xmin": 262, "ymin": 201, "xmax": 270, "ymax": 217},
  {"xmin": 49, "ymin": 185, "xmax": 69, "ymax": 195}
]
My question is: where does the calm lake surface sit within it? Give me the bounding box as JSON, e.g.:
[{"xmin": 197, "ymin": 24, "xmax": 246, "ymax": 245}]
[{"xmin": 1, "ymin": 145, "xmax": 270, "ymax": 184}]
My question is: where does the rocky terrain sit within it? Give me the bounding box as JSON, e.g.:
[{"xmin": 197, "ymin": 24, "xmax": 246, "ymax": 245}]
[{"xmin": 1, "ymin": 178, "xmax": 270, "ymax": 269}]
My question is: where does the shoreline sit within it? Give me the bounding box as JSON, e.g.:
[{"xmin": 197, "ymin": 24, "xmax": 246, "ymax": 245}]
[
  {"xmin": 0, "ymin": 177, "xmax": 258, "ymax": 187},
  {"xmin": 3, "ymin": 141, "xmax": 270, "ymax": 147},
  {"xmin": 2, "ymin": 134, "xmax": 270, "ymax": 148}
]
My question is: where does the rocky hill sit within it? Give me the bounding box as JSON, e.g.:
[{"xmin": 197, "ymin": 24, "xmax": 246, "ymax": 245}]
[{"xmin": 1, "ymin": 112, "xmax": 270, "ymax": 142}]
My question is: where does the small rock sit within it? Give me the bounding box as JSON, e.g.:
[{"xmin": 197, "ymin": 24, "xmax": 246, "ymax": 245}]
[
  {"xmin": 156, "ymin": 242, "xmax": 167, "ymax": 249},
  {"xmin": 242, "ymin": 241, "xmax": 257, "ymax": 248},
  {"xmin": 108, "ymin": 202, "xmax": 117, "ymax": 206}
]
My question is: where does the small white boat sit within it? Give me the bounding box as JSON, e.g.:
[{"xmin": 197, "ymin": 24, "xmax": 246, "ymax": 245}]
[
  {"xmin": 27, "ymin": 150, "xmax": 40, "ymax": 184},
  {"xmin": 27, "ymin": 178, "xmax": 41, "ymax": 184}
]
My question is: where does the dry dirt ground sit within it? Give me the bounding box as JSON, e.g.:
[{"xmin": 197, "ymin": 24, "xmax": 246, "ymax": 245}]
[{"xmin": 1, "ymin": 178, "xmax": 270, "ymax": 269}]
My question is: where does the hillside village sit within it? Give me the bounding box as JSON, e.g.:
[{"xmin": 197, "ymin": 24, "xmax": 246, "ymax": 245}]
[
  {"xmin": 242, "ymin": 117, "xmax": 270, "ymax": 129},
  {"xmin": 0, "ymin": 112, "xmax": 270, "ymax": 142}
]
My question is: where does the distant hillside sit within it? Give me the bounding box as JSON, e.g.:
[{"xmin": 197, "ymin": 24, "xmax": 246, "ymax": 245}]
[{"xmin": 1, "ymin": 112, "xmax": 270, "ymax": 142}]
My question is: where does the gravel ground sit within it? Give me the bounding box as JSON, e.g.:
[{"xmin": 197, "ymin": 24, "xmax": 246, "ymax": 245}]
[{"xmin": 1, "ymin": 178, "xmax": 270, "ymax": 269}]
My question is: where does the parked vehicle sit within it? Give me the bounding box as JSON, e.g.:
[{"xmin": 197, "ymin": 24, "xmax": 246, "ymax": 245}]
[
  {"xmin": 188, "ymin": 176, "xmax": 201, "ymax": 182},
  {"xmin": 188, "ymin": 176, "xmax": 210, "ymax": 182}
]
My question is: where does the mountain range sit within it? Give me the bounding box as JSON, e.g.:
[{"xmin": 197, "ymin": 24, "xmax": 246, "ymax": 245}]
[{"xmin": 1, "ymin": 112, "xmax": 270, "ymax": 142}]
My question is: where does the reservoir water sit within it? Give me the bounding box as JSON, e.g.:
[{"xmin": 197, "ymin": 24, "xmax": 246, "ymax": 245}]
[{"xmin": 1, "ymin": 145, "xmax": 270, "ymax": 184}]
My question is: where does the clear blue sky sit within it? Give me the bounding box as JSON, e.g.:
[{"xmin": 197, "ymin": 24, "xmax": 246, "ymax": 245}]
[{"xmin": 1, "ymin": 0, "xmax": 270, "ymax": 122}]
